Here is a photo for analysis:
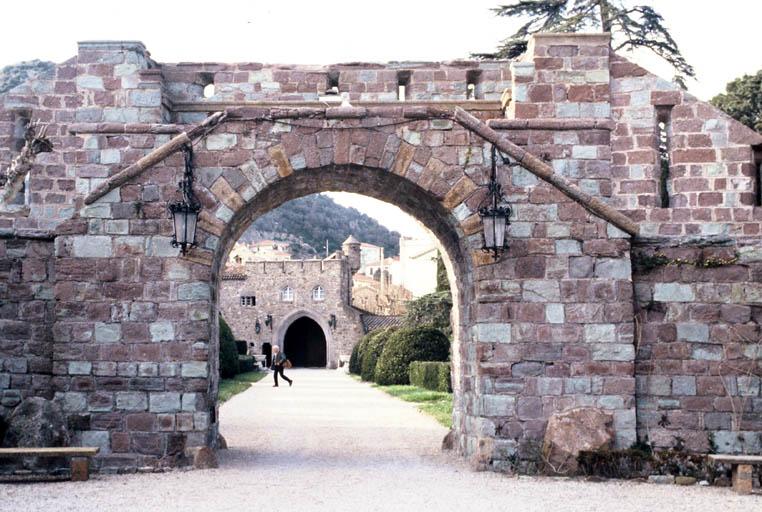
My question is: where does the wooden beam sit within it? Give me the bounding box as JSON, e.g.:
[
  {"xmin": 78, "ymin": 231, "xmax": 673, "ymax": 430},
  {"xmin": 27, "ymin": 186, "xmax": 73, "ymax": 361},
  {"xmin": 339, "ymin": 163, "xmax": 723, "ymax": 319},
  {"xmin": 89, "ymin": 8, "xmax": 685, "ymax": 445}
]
[
  {"xmin": 453, "ymin": 107, "xmax": 639, "ymax": 237},
  {"xmin": 84, "ymin": 111, "xmax": 227, "ymax": 205}
]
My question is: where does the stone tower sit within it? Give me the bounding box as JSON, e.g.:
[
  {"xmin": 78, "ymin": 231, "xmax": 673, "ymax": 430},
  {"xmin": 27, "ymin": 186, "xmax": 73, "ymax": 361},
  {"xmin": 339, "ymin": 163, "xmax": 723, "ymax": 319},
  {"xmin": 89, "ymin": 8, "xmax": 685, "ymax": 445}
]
[{"xmin": 342, "ymin": 235, "xmax": 361, "ymax": 273}]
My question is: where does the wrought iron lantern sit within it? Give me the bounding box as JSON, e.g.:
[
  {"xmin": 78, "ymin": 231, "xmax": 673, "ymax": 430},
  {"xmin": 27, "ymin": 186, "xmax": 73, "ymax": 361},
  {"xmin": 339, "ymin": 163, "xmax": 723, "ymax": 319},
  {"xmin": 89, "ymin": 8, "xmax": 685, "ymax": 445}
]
[
  {"xmin": 328, "ymin": 314, "xmax": 337, "ymax": 330},
  {"xmin": 255, "ymin": 319, "xmax": 261, "ymax": 334},
  {"xmin": 265, "ymin": 314, "xmax": 273, "ymax": 330},
  {"xmin": 169, "ymin": 144, "xmax": 201, "ymax": 254},
  {"xmin": 478, "ymin": 145, "xmax": 513, "ymax": 261}
]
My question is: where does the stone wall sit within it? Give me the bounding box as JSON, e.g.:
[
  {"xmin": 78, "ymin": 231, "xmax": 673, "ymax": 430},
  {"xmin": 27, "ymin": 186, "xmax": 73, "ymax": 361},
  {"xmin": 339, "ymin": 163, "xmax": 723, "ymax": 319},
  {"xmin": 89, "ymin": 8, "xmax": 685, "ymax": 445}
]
[
  {"xmin": 219, "ymin": 258, "xmax": 364, "ymax": 367},
  {"xmin": 0, "ymin": 234, "xmax": 55, "ymax": 418},
  {"xmin": 0, "ymin": 33, "xmax": 760, "ymax": 473}
]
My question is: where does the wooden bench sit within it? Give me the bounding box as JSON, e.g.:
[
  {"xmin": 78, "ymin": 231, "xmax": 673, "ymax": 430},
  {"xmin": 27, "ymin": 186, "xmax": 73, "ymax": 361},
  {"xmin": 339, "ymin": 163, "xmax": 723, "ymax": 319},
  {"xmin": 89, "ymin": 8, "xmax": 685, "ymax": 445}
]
[
  {"xmin": 707, "ymin": 454, "xmax": 762, "ymax": 494},
  {"xmin": 0, "ymin": 447, "xmax": 100, "ymax": 482}
]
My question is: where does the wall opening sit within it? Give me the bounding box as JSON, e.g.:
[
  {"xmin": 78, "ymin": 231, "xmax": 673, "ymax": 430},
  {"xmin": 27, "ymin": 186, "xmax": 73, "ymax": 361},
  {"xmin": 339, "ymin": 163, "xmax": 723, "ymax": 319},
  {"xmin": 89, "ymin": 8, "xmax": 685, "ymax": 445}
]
[
  {"xmin": 753, "ymin": 146, "xmax": 762, "ymax": 207},
  {"xmin": 656, "ymin": 106, "xmax": 672, "ymax": 208},
  {"xmin": 397, "ymin": 71, "xmax": 411, "ymax": 101},
  {"xmin": 466, "ymin": 70, "xmax": 482, "ymax": 100},
  {"xmin": 283, "ymin": 316, "xmax": 327, "ymax": 367}
]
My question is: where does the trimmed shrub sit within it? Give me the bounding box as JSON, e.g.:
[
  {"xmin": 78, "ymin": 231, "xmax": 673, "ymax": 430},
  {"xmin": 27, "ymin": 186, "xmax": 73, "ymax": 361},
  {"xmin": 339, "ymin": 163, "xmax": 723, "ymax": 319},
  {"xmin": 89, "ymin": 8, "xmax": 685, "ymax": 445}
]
[
  {"xmin": 235, "ymin": 340, "xmax": 248, "ymax": 355},
  {"xmin": 375, "ymin": 327, "xmax": 449, "ymax": 385},
  {"xmin": 238, "ymin": 355, "xmax": 255, "ymax": 373},
  {"xmin": 360, "ymin": 328, "xmax": 397, "ymax": 381},
  {"xmin": 409, "ymin": 361, "xmax": 451, "ymax": 392},
  {"xmin": 403, "ymin": 291, "xmax": 453, "ymax": 338},
  {"xmin": 350, "ymin": 330, "xmax": 381, "ymax": 375},
  {"xmin": 219, "ymin": 315, "xmax": 239, "ymax": 379}
]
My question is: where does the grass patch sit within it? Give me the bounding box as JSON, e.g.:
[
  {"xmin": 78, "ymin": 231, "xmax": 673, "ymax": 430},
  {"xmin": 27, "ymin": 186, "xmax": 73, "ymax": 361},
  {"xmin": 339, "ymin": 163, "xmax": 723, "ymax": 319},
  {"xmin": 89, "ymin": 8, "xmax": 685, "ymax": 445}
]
[
  {"xmin": 373, "ymin": 384, "xmax": 453, "ymax": 428},
  {"xmin": 218, "ymin": 371, "xmax": 267, "ymax": 403}
]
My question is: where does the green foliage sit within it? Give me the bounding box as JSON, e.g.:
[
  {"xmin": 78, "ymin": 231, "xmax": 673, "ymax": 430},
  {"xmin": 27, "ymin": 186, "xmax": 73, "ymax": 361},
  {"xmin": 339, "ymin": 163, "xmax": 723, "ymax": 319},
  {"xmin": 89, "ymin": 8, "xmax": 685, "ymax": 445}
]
[
  {"xmin": 475, "ymin": 1, "xmax": 694, "ymax": 84},
  {"xmin": 0, "ymin": 60, "xmax": 55, "ymax": 95},
  {"xmin": 360, "ymin": 328, "xmax": 397, "ymax": 381},
  {"xmin": 244, "ymin": 194, "xmax": 400, "ymax": 258},
  {"xmin": 435, "ymin": 255, "xmax": 450, "ymax": 293},
  {"xmin": 218, "ymin": 371, "xmax": 267, "ymax": 403},
  {"xmin": 403, "ymin": 291, "xmax": 453, "ymax": 338},
  {"xmin": 375, "ymin": 327, "xmax": 450, "ymax": 385},
  {"xmin": 238, "ymin": 355, "xmax": 255, "ymax": 373},
  {"xmin": 235, "ymin": 340, "xmax": 248, "ymax": 355},
  {"xmin": 348, "ymin": 343, "xmax": 362, "ymax": 375},
  {"xmin": 710, "ymin": 70, "xmax": 762, "ymax": 132},
  {"xmin": 374, "ymin": 384, "xmax": 453, "ymax": 428},
  {"xmin": 409, "ymin": 361, "xmax": 452, "ymax": 392},
  {"xmin": 219, "ymin": 315, "xmax": 239, "ymax": 379}
]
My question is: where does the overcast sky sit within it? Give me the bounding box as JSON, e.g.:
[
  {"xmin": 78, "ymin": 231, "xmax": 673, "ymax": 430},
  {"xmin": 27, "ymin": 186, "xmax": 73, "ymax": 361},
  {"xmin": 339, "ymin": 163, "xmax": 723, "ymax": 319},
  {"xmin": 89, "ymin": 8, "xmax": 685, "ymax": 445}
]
[{"xmin": 2, "ymin": 1, "xmax": 760, "ymax": 238}]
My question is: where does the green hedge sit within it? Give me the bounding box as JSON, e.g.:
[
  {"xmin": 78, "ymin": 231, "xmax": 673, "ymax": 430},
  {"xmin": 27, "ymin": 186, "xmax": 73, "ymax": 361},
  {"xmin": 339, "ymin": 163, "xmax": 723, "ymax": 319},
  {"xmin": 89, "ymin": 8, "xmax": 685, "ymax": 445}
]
[
  {"xmin": 349, "ymin": 330, "xmax": 381, "ymax": 375},
  {"xmin": 219, "ymin": 315, "xmax": 239, "ymax": 378},
  {"xmin": 360, "ymin": 328, "xmax": 397, "ymax": 381},
  {"xmin": 375, "ymin": 327, "xmax": 449, "ymax": 385},
  {"xmin": 409, "ymin": 361, "xmax": 451, "ymax": 392},
  {"xmin": 238, "ymin": 355, "xmax": 256, "ymax": 373}
]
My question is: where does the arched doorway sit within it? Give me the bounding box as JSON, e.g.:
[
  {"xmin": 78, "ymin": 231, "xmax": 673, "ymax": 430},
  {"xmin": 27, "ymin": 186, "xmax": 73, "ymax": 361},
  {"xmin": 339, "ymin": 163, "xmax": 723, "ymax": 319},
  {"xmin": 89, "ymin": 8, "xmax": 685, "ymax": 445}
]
[{"xmin": 282, "ymin": 317, "xmax": 327, "ymax": 367}]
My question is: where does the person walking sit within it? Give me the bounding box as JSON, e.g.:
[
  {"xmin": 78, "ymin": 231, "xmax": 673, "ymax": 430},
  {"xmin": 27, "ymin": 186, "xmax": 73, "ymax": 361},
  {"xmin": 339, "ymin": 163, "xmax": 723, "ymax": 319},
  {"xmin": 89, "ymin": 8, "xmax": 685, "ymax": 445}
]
[{"xmin": 270, "ymin": 345, "xmax": 293, "ymax": 387}]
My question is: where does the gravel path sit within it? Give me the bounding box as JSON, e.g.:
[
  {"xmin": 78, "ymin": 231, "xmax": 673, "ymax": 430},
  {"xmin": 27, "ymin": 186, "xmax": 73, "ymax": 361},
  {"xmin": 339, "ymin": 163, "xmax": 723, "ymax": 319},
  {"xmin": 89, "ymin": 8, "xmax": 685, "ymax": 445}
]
[{"xmin": 1, "ymin": 369, "xmax": 758, "ymax": 511}]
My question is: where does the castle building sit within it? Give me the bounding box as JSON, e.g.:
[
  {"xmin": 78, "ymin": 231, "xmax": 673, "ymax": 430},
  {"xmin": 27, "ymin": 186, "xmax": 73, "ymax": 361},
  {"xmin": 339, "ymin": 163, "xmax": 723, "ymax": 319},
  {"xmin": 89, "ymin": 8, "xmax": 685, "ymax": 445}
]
[{"xmin": 219, "ymin": 236, "xmax": 369, "ymax": 368}]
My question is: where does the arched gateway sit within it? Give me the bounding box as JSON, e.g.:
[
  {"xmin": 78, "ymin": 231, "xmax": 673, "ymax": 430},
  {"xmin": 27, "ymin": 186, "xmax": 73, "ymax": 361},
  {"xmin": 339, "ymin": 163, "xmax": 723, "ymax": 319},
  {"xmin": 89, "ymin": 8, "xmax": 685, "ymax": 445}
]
[
  {"xmin": 2, "ymin": 34, "xmax": 761, "ymax": 473},
  {"xmin": 283, "ymin": 317, "xmax": 327, "ymax": 368}
]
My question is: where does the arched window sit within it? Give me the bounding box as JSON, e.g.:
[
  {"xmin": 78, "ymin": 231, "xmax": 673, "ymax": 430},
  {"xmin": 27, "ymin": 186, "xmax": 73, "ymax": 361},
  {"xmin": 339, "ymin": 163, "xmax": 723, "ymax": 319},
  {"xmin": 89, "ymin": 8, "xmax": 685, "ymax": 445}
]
[
  {"xmin": 312, "ymin": 286, "xmax": 325, "ymax": 301},
  {"xmin": 280, "ymin": 286, "xmax": 294, "ymax": 302}
]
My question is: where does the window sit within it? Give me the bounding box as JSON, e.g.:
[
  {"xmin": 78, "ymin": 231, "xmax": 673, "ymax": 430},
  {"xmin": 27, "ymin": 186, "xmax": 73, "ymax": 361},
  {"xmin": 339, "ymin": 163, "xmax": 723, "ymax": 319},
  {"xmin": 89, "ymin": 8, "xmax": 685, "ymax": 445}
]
[
  {"xmin": 656, "ymin": 106, "xmax": 673, "ymax": 208},
  {"xmin": 466, "ymin": 70, "xmax": 482, "ymax": 100},
  {"xmin": 312, "ymin": 286, "xmax": 325, "ymax": 301},
  {"xmin": 397, "ymin": 71, "xmax": 411, "ymax": 101},
  {"xmin": 234, "ymin": 255, "xmax": 242, "ymax": 264},
  {"xmin": 240, "ymin": 296, "xmax": 256, "ymax": 307},
  {"xmin": 280, "ymin": 286, "xmax": 294, "ymax": 302}
]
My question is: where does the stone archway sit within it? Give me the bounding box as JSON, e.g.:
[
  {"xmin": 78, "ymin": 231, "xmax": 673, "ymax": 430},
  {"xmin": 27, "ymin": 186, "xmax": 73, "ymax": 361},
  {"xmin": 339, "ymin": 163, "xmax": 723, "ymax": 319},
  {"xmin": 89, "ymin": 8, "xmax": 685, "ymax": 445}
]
[
  {"xmin": 48, "ymin": 103, "xmax": 639, "ymax": 472},
  {"xmin": 274, "ymin": 308, "xmax": 335, "ymax": 368},
  {"xmin": 283, "ymin": 317, "xmax": 327, "ymax": 368}
]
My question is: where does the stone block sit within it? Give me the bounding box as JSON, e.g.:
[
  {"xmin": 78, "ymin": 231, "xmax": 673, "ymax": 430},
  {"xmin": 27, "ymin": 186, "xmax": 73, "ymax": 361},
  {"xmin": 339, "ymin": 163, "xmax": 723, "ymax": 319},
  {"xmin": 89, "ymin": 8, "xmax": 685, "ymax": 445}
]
[
  {"xmin": 692, "ymin": 345, "xmax": 723, "ymax": 361},
  {"xmin": 653, "ymin": 283, "xmax": 694, "ymax": 302},
  {"xmin": 116, "ymin": 392, "xmax": 147, "ymax": 411},
  {"xmin": 481, "ymin": 395, "xmax": 515, "ymax": 417},
  {"xmin": 537, "ymin": 377, "xmax": 563, "ymax": 395},
  {"xmin": 594, "ymin": 258, "xmax": 632, "ymax": 279},
  {"xmin": 72, "ymin": 236, "xmax": 113, "ymax": 258},
  {"xmin": 149, "ymin": 392, "xmax": 181, "ymax": 413},
  {"xmin": 522, "ymin": 280, "xmax": 561, "ymax": 302},
  {"xmin": 61, "ymin": 392, "xmax": 87, "ymax": 412},
  {"xmin": 676, "ymin": 323, "xmax": 709, "ymax": 342},
  {"xmin": 149, "ymin": 321, "xmax": 174, "ymax": 342},
  {"xmin": 77, "ymin": 75, "xmax": 104, "ymax": 90},
  {"xmin": 591, "ymin": 344, "xmax": 634, "ymax": 361},
  {"xmin": 474, "ymin": 323, "xmax": 511, "ymax": 343},
  {"xmin": 546, "ymin": 303, "xmax": 565, "ymax": 324},
  {"xmin": 95, "ymin": 323, "xmax": 121, "ymax": 343},
  {"xmin": 556, "ymin": 240, "xmax": 581, "ymax": 255},
  {"xmin": 181, "ymin": 393, "xmax": 197, "ymax": 412},
  {"xmin": 511, "ymin": 361, "xmax": 545, "ymax": 377},
  {"xmin": 177, "ymin": 282, "xmax": 210, "ymax": 301},
  {"xmin": 181, "ymin": 362, "xmax": 208, "ymax": 378},
  {"xmin": 649, "ymin": 475, "xmax": 674, "ymax": 484},
  {"xmin": 671, "ymin": 376, "xmax": 696, "ymax": 396},
  {"xmin": 69, "ymin": 361, "xmax": 92, "ymax": 375},
  {"xmin": 81, "ymin": 430, "xmax": 110, "ymax": 453},
  {"xmin": 206, "ymin": 134, "xmax": 238, "ymax": 150},
  {"xmin": 584, "ymin": 324, "xmax": 616, "ymax": 343}
]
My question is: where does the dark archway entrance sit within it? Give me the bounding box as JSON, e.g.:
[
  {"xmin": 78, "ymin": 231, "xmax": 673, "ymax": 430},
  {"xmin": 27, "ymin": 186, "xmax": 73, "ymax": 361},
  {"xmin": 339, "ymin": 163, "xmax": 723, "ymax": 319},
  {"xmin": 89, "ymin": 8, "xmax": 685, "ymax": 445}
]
[{"xmin": 283, "ymin": 317, "xmax": 327, "ymax": 367}]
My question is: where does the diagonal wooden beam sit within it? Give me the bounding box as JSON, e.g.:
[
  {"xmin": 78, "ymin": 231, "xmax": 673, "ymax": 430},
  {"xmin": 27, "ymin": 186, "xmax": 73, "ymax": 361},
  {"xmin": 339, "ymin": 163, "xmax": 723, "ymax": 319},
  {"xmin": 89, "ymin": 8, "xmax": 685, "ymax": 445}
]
[
  {"xmin": 84, "ymin": 111, "xmax": 227, "ymax": 205},
  {"xmin": 452, "ymin": 107, "xmax": 639, "ymax": 237}
]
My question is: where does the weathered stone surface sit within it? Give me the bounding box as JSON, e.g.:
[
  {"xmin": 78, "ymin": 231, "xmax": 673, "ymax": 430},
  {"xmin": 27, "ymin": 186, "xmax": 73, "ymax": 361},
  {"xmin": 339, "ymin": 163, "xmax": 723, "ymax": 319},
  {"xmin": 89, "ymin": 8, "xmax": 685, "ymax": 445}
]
[
  {"xmin": 2, "ymin": 398, "xmax": 69, "ymax": 449},
  {"xmin": 185, "ymin": 446, "xmax": 218, "ymax": 469},
  {"xmin": 542, "ymin": 407, "xmax": 614, "ymax": 473}
]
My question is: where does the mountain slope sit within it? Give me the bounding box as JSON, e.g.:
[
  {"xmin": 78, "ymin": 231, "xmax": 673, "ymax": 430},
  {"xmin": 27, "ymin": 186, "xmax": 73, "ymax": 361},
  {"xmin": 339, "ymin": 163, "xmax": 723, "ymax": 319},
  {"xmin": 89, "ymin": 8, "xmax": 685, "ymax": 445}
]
[{"xmin": 241, "ymin": 194, "xmax": 400, "ymax": 257}]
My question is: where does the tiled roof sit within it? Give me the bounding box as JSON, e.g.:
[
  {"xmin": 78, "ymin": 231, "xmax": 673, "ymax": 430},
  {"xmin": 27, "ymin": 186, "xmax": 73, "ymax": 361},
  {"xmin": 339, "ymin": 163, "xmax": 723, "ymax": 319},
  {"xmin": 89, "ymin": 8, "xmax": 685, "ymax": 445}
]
[{"xmin": 359, "ymin": 313, "xmax": 405, "ymax": 333}]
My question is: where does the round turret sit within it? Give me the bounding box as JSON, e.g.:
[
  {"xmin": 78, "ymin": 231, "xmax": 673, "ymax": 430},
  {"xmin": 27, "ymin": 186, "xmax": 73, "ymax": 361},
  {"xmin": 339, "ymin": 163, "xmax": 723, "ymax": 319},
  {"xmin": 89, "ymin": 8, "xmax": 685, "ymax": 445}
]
[{"xmin": 342, "ymin": 235, "xmax": 361, "ymax": 273}]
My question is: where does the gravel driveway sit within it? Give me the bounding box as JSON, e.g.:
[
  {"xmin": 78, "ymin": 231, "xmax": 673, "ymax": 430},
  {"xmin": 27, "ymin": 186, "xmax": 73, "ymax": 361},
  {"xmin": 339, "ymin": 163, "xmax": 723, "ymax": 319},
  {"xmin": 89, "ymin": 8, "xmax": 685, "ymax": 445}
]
[{"xmin": 1, "ymin": 369, "xmax": 757, "ymax": 511}]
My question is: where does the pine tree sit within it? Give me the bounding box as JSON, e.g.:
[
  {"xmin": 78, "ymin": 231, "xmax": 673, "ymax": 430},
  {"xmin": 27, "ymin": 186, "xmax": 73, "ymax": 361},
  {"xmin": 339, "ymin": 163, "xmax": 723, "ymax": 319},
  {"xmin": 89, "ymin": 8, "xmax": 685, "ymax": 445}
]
[
  {"xmin": 710, "ymin": 70, "xmax": 762, "ymax": 132},
  {"xmin": 476, "ymin": 1, "xmax": 694, "ymax": 84}
]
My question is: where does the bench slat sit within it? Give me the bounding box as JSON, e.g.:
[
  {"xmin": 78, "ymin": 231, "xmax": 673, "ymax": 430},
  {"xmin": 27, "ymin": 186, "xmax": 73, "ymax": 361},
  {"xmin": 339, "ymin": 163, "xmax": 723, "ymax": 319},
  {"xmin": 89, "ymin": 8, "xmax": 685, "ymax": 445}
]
[
  {"xmin": 707, "ymin": 454, "xmax": 762, "ymax": 464},
  {"xmin": 0, "ymin": 447, "xmax": 99, "ymax": 458}
]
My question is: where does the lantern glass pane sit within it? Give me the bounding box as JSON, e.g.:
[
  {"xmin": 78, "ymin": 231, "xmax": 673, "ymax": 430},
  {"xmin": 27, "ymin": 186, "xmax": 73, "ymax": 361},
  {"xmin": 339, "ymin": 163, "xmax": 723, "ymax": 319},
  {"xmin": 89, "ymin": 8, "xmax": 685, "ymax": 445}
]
[
  {"xmin": 483, "ymin": 215, "xmax": 496, "ymax": 248},
  {"xmin": 172, "ymin": 209, "xmax": 187, "ymax": 245},
  {"xmin": 185, "ymin": 211, "xmax": 198, "ymax": 246},
  {"xmin": 493, "ymin": 215, "xmax": 507, "ymax": 248}
]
